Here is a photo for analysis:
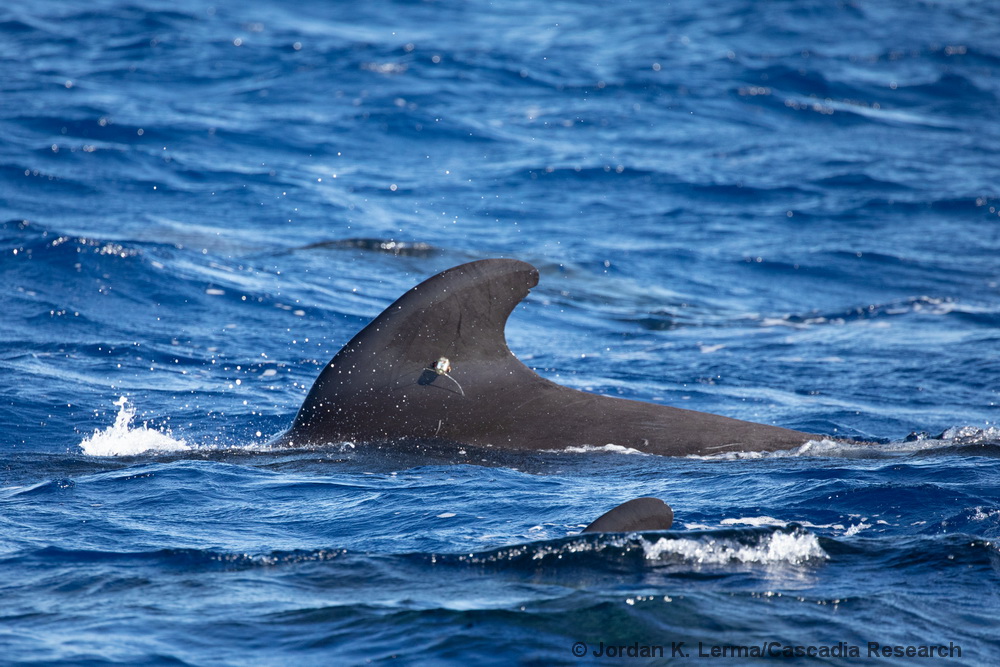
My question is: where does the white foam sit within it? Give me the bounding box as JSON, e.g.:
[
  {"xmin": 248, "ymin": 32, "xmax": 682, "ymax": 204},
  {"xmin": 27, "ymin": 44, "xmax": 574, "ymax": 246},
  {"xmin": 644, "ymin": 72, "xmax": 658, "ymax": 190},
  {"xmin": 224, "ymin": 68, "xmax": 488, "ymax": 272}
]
[
  {"xmin": 720, "ymin": 516, "xmax": 852, "ymax": 535},
  {"xmin": 686, "ymin": 438, "xmax": 854, "ymax": 459},
  {"xmin": 549, "ymin": 443, "xmax": 650, "ymax": 456},
  {"xmin": 79, "ymin": 397, "xmax": 190, "ymax": 457},
  {"xmin": 940, "ymin": 425, "xmax": 1000, "ymax": 444},
  {"xmin": 970, "ymin": 507, "xmax": 1000, "ymax": 522},
  {"xmin": 843, "ymin": 522, "xmax": 871, "ymax": 537},
  {"xmin": 641, "ymin": 531, "xmax": 827, "ymax": 565},
  {"xmin": 532, "ymin": 425, "xmax": 998, "ymax": 461},
  {"xmin": 722, "ymin": 516, "xmax": 865, "ymax": 534},
  {"xmin": 687, "ymin": 435, "xmax": 976, "ymax": 460},
  {"xmin": 721, "ymin": 516, "xmax": 787, "ymax": 527},
  {"xmin": 796, "ymin": 520, "xmax": 846, "ymax": 531}
]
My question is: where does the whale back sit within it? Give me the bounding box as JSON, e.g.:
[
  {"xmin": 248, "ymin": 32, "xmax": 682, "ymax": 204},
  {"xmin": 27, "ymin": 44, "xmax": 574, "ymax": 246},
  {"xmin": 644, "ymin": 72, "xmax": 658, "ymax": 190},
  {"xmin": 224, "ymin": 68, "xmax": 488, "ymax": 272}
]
[{"xmin": 284, "ymin": 259, "xmax": 818, "ymax": 455}]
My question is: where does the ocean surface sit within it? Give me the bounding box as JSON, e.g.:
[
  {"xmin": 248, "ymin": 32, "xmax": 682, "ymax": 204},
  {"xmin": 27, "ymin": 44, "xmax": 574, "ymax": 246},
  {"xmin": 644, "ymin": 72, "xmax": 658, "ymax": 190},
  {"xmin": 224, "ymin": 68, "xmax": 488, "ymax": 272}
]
[{"xmin": 2, "ymin": 0, "xmax": 999, "ymax": 664}]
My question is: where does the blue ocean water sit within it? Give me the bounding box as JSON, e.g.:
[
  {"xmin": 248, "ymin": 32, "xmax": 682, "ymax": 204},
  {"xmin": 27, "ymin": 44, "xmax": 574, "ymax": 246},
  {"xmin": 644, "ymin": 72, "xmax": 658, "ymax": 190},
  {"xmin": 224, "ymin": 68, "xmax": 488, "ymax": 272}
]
[{"xmin": 2, "ymin": 0, "xmax": 999, "ymax": 664}]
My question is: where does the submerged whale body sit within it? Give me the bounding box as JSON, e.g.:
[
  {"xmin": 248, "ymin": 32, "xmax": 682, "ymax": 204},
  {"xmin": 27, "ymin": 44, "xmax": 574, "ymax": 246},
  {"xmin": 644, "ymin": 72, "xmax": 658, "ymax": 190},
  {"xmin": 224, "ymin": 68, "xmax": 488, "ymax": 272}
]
[{"xmin": 274, "ymin": 259, "xmax": 819, "ymax": 456}]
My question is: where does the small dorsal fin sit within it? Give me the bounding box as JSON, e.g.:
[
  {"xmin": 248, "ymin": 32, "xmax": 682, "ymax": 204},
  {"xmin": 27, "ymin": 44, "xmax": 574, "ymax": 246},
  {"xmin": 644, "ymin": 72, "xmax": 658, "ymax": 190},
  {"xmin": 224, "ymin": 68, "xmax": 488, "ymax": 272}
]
[{"xmin": 582, "ymin": 497, "xmax": 674, "ymax": 533}]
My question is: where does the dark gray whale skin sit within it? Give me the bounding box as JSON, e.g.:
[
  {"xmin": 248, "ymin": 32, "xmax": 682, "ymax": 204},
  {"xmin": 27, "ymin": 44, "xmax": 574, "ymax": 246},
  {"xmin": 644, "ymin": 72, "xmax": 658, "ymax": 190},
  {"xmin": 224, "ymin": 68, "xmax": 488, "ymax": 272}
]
[
  {"xmin": 582, "ymin": 497, "xmax": 673, "ymax": 532},
  {"xmin": 272, "ymin": 259, "xmax": 820, "ymax": 456}
]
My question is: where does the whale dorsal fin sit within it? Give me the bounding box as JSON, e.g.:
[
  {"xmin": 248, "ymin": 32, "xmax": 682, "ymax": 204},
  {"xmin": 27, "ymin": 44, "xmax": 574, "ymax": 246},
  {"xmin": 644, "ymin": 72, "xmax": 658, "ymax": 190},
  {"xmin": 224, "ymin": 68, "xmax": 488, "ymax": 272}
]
[
  {"xmin": 292, "ymin": 259, "xmax": 540, "ymax": 433},
  {"xmin": 582, "ymin": 497, "xmax": 674, "ymax": 533}
]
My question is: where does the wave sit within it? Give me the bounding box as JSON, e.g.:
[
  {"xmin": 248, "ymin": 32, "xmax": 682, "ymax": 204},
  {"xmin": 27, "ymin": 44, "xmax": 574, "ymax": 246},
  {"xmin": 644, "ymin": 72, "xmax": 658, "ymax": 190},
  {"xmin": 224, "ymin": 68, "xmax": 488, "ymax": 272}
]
[
  {"xmin": 687, "ymin": 429, "xmax": 1000, "ymax": 460},
  {"xmin": 10, "ymin": 527, "xmax": 994, "ymax": 580},
  {"xmin": 6, "ymin": 525, "xmax": 827, "ymax": 573},
  {"xmin": 293, "ymin": 237, "xmax": 439, "ymax": 257},
  {"xmin": 753, "ymin": 295, "xmax": 999, "ymax": 330},
  {"xmin": 3, "ymin": 545, "xmax": 351, "ymax": 571},
  {"xmin": 6, "ymin": 516, "xmax": 997, "ymax": 584},
  {"xmin": 426, "ymin": 525, "xmax": 828, "ymax": 572},
  {"xmin": 24, "ymin": 527, "xmax": 997, "ymax": 578}
]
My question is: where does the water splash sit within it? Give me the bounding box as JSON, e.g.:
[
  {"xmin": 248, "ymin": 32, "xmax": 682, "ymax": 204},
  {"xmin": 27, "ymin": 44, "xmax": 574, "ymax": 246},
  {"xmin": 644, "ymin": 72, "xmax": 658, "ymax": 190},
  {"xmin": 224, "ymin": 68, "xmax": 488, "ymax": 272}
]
[
  {"xmin": 79, "ymin": 397, "xmax": 189, "ymax": 457},
  {"xmin": 939, "ymin": 425, "xmax": 1000, "ymax": 445},
  {"xmin": 641, "ymin": 530, "xmax": 828, "ymax": 565}
]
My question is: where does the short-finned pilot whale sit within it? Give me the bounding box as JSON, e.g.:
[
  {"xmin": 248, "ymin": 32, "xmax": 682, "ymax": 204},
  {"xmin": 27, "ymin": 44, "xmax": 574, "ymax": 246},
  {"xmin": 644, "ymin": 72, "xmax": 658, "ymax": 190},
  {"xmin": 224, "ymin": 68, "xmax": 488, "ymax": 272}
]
[{"xmin": 272, "ymin": 259, "xmax": 819, "ymax": 456}]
